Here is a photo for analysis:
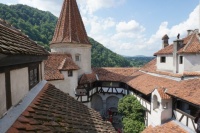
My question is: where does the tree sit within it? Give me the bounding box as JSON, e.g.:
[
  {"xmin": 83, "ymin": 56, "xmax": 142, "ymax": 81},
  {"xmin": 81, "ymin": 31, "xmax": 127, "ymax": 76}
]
[{"xmin": 118, "ymin": 95, "xmax": 145, "ymax": 133}]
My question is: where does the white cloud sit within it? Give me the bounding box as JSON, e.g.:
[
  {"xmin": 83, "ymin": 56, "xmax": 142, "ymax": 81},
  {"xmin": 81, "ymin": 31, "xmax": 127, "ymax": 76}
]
[
  {"xmin": 78, "ymin": 0, "xmax": 126, "ymax": 14},
  {"xmin": 7, "ymin": 0, "xmax": 199, "ymax": 56},
  {"xmin": 116, "ymin": 20, "xmax": 145, "ymax": 33},
  {"xmin": 147, "ymin": 5, "xmax": 199, "ymax": 51}
]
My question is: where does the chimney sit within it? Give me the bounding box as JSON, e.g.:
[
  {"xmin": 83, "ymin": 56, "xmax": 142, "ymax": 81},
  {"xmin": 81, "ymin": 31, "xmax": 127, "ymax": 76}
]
[
  {"xmin": 187, "ymin": 30, "xmax": 193, "ymax": 36},
  {"xmin": 173, "ymin": 39, "xmax": 183, "ymax": 73},
  {"xmin": 162, "ymin": 34, "xmax": 169, "ymax": 48}
]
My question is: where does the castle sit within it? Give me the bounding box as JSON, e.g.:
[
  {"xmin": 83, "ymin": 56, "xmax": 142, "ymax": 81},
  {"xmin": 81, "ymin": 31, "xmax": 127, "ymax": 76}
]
[{"xmin": 0, "ymin": 0, "xmax": 199, "ymax": 132}]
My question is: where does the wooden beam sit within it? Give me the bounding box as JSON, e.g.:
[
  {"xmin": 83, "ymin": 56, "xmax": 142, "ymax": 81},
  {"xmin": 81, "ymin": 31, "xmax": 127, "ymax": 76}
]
[
  {"xmin": 5, "ymin": 71, "xmax": 12, "ymax": 110},
  {"xmin": 0, "ymin": 55, "xmax": 47, "ymax": 68}
]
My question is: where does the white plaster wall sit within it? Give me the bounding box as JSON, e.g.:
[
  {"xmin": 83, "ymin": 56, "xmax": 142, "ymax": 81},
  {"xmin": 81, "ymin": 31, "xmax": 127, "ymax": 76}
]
[
  {"xmin": 10, "ymin": 68, "xmax": 29, "ymax": 106},
  {"xmin": 160, "ymin": 99, "xmax": 172, "ymax": 123},
  {"xmin": 178, "ymin": 55, "xmax": 184, "ymax": 73},
  {"xmin": 132, "ymin": 93, "xmax": 151, "ymax": 111},
  {"xmin": 51, "ymin": 43, "xmax": 92, "ymax": 77},
  {"xmin": 48, "ymin": 70, "xmax": 78, "ymax": 97},
  {"xmin": 149, "ymin": 90, "xmax": 162, "ymax": 126},
  {"xmin": 157, "ymin": 55, "xmax": 173, "ymax": 72},
  {"xmin": 0, "ymin": 73, "xmax": 6, "ymax": 117},
  {"xmin": 184, "ymin": 54, "xmax": 200, "ymax": 72}
]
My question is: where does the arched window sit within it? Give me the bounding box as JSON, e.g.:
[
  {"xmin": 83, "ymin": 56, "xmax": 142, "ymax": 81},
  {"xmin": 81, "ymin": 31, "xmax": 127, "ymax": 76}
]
[{"xmin": 153, "ymin": 95, "xmax": 159, "ymax": 110}]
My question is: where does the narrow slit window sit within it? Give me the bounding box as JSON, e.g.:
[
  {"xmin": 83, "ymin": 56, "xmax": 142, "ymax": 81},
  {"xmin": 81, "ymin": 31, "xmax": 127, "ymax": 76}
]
[{"xmin": 180, "ymin": 56, "xmax": 183, "ymax": 64}]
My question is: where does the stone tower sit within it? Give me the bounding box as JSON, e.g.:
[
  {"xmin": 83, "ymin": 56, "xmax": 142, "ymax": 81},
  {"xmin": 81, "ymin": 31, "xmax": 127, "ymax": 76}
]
[{"xmin": 50, "ymin": 0, "xmax": 92, "ymax": 77}]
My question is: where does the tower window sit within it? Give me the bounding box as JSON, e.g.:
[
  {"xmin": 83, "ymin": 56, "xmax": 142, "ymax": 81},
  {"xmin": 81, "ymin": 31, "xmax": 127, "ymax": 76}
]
[
  {"xmin": 180, "ymin": 56, "xmax": 183, "ymax": 64},
  {"xmin": 68, "ymin": 70, "xmax": 73, "ymax": 77},
  {"xmin": 75, "ymin": 54, "xmax": 80, "ymax": 61},
  {"xmin": 160, "ymin": 56, "xmax": 166, "ymax": 63}
]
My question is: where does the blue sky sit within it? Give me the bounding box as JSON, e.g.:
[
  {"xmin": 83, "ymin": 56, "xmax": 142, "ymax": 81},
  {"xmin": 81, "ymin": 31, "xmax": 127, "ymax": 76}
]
[{"xmin": 1, "ymin": 0, "xmax": 199, "ymax": 56}]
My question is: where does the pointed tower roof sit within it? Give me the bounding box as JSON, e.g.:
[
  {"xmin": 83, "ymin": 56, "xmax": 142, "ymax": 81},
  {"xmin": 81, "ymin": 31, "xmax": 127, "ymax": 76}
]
[{"xmin": 51, "ymin": 0, "xmax": 90, "ymax": 45}]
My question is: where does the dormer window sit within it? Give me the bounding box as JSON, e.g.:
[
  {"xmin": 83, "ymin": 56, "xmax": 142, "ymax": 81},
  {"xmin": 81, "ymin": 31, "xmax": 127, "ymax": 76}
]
[
  {"xmin": 160, "ymin": 56, "xmax": 166, "ymax": 63},
  {"xmin": 75, "ymin": 54, "xmax": 80, "ymax": 61},
  {"xmin": 179, "ymin": 56, "xmax": 183, "ymax": 64}
]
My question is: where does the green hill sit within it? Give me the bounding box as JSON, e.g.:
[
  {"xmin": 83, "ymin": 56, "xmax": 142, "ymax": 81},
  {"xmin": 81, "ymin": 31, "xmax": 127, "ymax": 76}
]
[{"xmin": 0, "ymin": 3, "xmax": 152, "ymax": 67}]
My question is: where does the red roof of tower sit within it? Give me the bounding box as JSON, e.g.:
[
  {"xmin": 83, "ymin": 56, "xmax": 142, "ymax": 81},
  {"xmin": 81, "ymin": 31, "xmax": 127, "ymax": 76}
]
[{"xmin": 51, "ymin": 0, "xmax": 90, "ymax": 45}]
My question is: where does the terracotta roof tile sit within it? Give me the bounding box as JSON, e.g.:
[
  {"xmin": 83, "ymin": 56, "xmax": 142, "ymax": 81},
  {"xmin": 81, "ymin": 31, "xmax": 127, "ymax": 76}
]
[
  {"xmin": 183, "ymin": 71, "xmax": 200, "ymax": 76},
  {"xmin": 78, "ymin": 66, "xmax": 200, "ymax": 105},
  {"xmin": 154, "ymin": 30, "xmax": 200, "ymax": 55},
  {"xmin": 51, "ymin": 0, "xmax": 90, "ymax": 45},
  {"xmin": 92, "ymin": 67, "xmax": 138, "ymax": 82},
  {"xmin": 125, "ymin": 71, "xmax": 178, "ymax": 95},
  {"xmin": 0, "ymin": 19, "xmax": 48, "ymax": 56},
  {"xmin": 157, "ymin": 88, "xmax": 171, "ymax": 100},
  {"xmin": 44, "ymin": 53, "xmax": 79, "ymax": 81},
  {"xmin": 7, "ymin": 83, "xmax": 116, "ymax": 133},
  {"xmin": 79, "ymin": 72, "xmax": 97, "ymax": 84},
  {"xmin": 142, "ymin": 121, "xmax": 187, "ymax": 133}
]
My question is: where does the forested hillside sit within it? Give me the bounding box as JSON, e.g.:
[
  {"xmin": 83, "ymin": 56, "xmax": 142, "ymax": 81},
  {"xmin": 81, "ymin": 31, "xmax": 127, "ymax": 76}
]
[{"xmin": 0, "ymin": 3, "xmax": 153, "ymax": 67}]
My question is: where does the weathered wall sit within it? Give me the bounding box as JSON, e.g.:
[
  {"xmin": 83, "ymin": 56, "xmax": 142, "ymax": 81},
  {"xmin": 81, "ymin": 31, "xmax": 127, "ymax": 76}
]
[
  {"xmin": 0, "ymin": 73, "xmax": 6, "ymax": 117},
  {"xmin": 10, "ymin": 67, "xmax": 29, "ymax": 106},
  {"xmin": 157, "ymin": 55, "xmax": 173, "ymax": 72},
  {"xmin": 184, "ymin": 54, "xmax": 200, "ymax": 72},
  {"xmin": 51, "ymin": 43, "xmax": 92, "ymax": 76},
  {"xmin": 48, "ymin": 70, "xmax": 78, "ymax": 97}
]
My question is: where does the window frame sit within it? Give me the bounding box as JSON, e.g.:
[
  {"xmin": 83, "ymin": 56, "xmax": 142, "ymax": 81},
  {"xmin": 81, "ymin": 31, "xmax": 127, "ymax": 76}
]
[
  {"xmin": 29, "ymin": 63, "xmax": 39, "ymax": 89},
  {"xmin": 75, "ymin": 54, "xmax": 81, "ymax": 62},
  {"xmin": 179, "ymin": 56, "xmax": 183, "ymax": 64},
  {"xmin": 68, "ymin": 70, "xmax": 73, "ymax": 77},
  {"xmin": 160, "ymin": 56, "xmax": 166, "ymax": 63}
]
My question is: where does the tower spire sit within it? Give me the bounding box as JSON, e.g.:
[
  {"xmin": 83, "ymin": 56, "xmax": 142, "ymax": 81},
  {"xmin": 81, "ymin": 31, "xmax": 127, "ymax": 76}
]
[{"xmin": 51, "ymin": 0, "xmax": 90, "ymax": 45}]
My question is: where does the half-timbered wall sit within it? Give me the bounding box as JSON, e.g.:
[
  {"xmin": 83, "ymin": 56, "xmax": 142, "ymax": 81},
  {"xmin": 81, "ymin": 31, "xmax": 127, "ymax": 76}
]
[{"xmin": 0, "ymin": 61, "xmax": 44, "ymax": 118}]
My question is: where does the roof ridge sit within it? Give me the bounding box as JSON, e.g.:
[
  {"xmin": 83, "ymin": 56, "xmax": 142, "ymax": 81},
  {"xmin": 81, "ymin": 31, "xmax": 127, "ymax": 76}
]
[
  {"xmin": 183, "ymin": 31, "xmax": 196, "ymax": 52},
  {"xmin": 51, "ymin": 0, "xmax": 90, "ymax": 45}
]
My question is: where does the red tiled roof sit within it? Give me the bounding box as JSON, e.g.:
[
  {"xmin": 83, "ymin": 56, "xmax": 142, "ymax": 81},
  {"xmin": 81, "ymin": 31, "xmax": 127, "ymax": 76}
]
[
  {"xmin": 183, "ymin": 71, "xmax": 200, "ymax": 76},
  {"xmin": 51, "ymin": 0, "xmax": 90, "ymax": 45},
  {"xmin": 0, "ymin": 19, "xmax": 48, "ymax": 56},
  {"xmin": 7, "ymin": 83, "xmax": 116, "ymax": 133},
  {"xmin": 44, "ymin": 53, "xmax": 79, "ymax": 81},
  {"xmin": 79, "ymin": 72, "xmax": 97, "ymax": 84},
  {"xmin": 157, "ymin": 88, "xmax": 171, "ymax": 100},
  {"xmin": 78, "ymin": 66, "xmax": 200, "ymax": 105},
  {"xmin": 125, "ymin": 71, "xmax": 178, "ymax": 95},
  {"xmin": 154, "ymin": 30, "xmax": 200, "ymax": 55},
  {"xmin": 167, "ymin": 78, "xmax": 200, "ymax": 106},
  {"xmin": 93, "ymin": 67, "xmax": 138, "ymax": 82},
  {"xmin": 142, "ymin": 121, "xmax": 187, "ymax": 133}
]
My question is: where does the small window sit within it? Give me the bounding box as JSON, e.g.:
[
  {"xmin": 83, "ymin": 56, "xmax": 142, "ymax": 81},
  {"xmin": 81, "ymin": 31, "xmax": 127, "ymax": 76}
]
[
  {"xmin": 163, "ymin": 102, "xmax": 168, "ymax": 109},
  {"xmin": 68, "ymin": 70, "xmax": 73, "ymax": 77},
  {"xmin": 29, "ymin": 64, "xmax": 39, "ymax": 89},
  {"xmin": 75, "ymin": 55, "xmax": 80, "ymax": 61},
  {"xmin": 160, "ymin": 56, "xmax": 166, "ymax": 63},
  {"xmin": 180, "ymin": 56, "xmax": 183, "ymax": 64}
]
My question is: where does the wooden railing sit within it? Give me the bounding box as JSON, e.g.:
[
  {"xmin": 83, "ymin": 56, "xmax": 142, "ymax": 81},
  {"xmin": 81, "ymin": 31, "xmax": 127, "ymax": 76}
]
[{"xmin": 174, "ymin": 109, "xmax": 197, "ymax": 132}]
